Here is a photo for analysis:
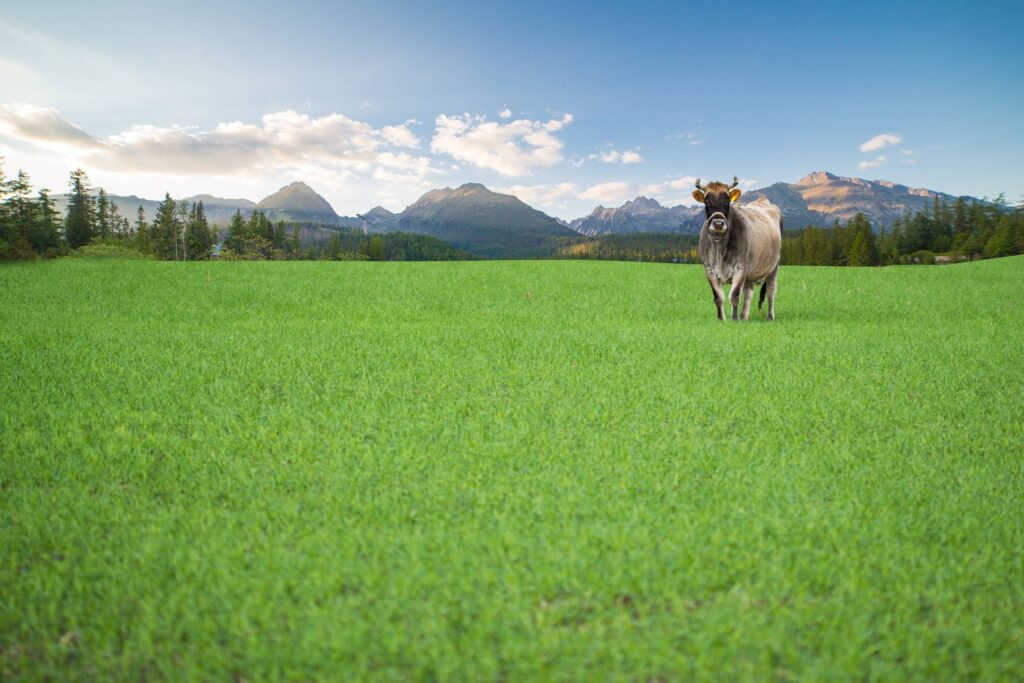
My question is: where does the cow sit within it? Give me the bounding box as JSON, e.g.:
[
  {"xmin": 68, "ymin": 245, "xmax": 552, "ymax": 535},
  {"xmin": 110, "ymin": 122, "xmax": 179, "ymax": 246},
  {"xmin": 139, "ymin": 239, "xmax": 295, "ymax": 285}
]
[{"xmin": 694, "ymin": 177, "xmax": 782, "ymax": 321}]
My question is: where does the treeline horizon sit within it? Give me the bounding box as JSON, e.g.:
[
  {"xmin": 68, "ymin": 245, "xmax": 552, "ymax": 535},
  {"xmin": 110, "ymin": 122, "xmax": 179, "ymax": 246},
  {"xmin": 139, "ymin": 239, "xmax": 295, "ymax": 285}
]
[
  {"xmin": 2, "ymin": 159, "xmax": 1022, "ymax": 265},
  {"xmin": 780, "ymin": 195, "xmax": 1024, "ymax": 266},
  {"xmin": 0, "ymin": 163, "xmax": 475, "ymax": 262}
]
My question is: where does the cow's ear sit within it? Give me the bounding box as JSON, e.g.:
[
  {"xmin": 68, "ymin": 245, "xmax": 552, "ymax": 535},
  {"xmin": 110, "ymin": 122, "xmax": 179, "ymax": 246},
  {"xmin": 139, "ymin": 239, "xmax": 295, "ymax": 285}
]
[
  {"xmin": 692, "ymin": 189, "xmax": 705, "ymax": 203},
  {"xmin": 728, "ymin": 188, "xmax": 742, "ymax": 203}
]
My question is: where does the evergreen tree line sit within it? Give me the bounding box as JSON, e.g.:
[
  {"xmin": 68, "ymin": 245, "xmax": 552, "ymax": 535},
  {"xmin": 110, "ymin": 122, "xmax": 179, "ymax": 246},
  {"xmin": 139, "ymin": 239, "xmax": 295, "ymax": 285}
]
[
  {"xmin": 0, "ymin": 162, "xmax": 216, "ymax": 261},
  {"xmin": 0, "ymin": 161, "xmax": 63, "ymax": 259},
  {"xmin": 782, "ymin": 195, "xmax": 1024, "ymax": 266},
  {"xmin": 555, "ymin": 233, "xmax": 701, "ymax": 263}
]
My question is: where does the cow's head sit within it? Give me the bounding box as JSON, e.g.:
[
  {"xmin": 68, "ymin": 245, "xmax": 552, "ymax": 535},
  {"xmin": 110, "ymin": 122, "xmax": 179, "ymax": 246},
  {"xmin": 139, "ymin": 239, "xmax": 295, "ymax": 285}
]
[{"xmin": 693, "ymin": 177, "xmax": 742, "ymax": 240}]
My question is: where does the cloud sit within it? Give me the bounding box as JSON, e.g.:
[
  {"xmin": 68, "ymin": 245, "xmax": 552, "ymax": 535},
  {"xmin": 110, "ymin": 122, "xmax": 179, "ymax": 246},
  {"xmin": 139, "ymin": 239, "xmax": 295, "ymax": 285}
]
[
  {"xmin": 499, "ymin": 108, "xmax": 512, "ymax": 119},
  {"xmin": 0, "ymin": 104, "xmax": 441, "ymax": 182},
  {"xmin": 590, "ymin": 149, "xmax": 643, "ymax": 164},
  {"xmin": 858, "ymin": 155, "xmax": 887, "ymax": 170},
  {"xmin": 495, "ymin": 182, "xmax": 577, "ymax": 207},
  {"xmin": 687, "ymin": 132, "xmax": 703, "ymax": 146},
  {"xmin": 380, "ymin": 121, "xmax": 419, "ymax": 148},
  {"xmin": 430, "ymin": 112, "xmax": 573, "ymax": 176},
  {"xmin": 859, "ymin": 132, "xmax": 902, "ymax": 153},
  {"xmin": 0, "ymin": 103, "xmax": 99, "ymax": 150},
  {"xmin": 668, "ymin": 175, "xmax": 699, "ymax": 190},
  {"xmin": 578, "ymin": 181, "xmax": 633, "ymax": 205}
]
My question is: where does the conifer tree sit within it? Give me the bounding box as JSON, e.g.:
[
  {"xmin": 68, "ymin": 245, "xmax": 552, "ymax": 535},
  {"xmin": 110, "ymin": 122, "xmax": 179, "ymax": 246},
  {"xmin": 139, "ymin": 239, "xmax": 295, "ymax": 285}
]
[
  {"xmin": 96, "ymin": 188, "xmax": 110, "ymax": 240},
  {"xmin": 32, "ymin": 188, "xmax": 60, "ymax": 253},
  {"xmin": 224, "ymin": 209, "xmax": 248, "ymax": 254},
  {"xmin": 151, "ymin": 193, "xmax": 179, "ymax": 259},
  {"xmin": 186, "ymin": 201, "xmax": 213, "ymax": 260},
  {"xmin": 65, "ymin": 168, "xmax": 97, "ymax": 248},
  {"xmin": 134, "ymin": 206, "xmax": 150, "ymax": 252}
]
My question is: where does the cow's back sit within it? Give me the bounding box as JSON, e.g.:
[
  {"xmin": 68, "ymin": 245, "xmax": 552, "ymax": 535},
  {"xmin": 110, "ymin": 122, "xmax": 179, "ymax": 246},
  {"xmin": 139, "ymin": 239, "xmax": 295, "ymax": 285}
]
[{"xmin": 734, "ymin": 199, "xmax": 782, "ymax": 282}]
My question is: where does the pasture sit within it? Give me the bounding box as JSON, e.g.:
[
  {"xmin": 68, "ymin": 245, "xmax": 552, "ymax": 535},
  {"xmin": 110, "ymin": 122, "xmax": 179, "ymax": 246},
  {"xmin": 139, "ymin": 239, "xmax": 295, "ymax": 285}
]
[{"xmin": 2, "ymin": 257, "xmax": 1023, "ymax": 680}]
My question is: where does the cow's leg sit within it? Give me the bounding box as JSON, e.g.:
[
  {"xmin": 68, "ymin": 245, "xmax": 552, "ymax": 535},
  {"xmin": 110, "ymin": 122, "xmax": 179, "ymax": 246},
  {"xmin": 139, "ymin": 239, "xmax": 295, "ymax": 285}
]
[
  {"xmin": 765, "ymin": 267, "xmax": 779, "ymax": 321},
  {"xmin": 704, "ymin": 270, "xmax": 726, "ymax": 321},
  {"xmin": 729, "ymin": 270, "xmax": 745, "ymax": 321},
  {"xmin": 741, "ymin": 282, "xmax": 755, "ymax": 321}
]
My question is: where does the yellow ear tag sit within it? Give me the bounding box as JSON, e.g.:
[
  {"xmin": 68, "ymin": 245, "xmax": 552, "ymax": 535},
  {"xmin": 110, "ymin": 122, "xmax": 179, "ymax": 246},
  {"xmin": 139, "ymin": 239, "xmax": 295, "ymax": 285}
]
[{"xmin": 729, "ymin": 188, "xmax": 742, "ymax": 203}]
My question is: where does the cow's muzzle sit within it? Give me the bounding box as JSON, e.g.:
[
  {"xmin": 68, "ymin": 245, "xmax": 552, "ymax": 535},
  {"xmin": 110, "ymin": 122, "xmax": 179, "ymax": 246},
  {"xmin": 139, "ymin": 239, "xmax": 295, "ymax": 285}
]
[{"xmin": 708, "ymin": 213, "xmax": 727, "ymax": 239}]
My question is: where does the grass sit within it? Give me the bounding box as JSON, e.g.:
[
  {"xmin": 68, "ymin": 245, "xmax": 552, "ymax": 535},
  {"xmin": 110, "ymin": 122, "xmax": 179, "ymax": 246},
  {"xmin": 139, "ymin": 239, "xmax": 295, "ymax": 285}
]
[{"xmin": 1, "ymin": 256, "xmax": 1023, "ymax": 681}]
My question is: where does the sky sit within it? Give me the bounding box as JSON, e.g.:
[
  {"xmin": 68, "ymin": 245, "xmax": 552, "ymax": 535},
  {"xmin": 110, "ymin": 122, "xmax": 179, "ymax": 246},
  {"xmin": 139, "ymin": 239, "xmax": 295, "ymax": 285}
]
[{"xmin": 1, "ymin": 0, "xmax": 1022, "ymax": 219}]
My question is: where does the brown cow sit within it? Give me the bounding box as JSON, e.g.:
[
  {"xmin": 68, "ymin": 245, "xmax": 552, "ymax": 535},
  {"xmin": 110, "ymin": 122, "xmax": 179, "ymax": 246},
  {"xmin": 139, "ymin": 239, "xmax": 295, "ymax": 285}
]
[{"xmin": 694, "ymin": 177, "xmax": 782, "ymax": 321}]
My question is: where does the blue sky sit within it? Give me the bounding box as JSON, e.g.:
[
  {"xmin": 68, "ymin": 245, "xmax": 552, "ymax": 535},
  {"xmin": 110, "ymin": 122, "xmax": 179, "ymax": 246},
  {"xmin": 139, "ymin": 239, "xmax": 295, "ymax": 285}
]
[{"xmin": 1, "ymin": 0, "xmax": 1021, "ymax": 218}]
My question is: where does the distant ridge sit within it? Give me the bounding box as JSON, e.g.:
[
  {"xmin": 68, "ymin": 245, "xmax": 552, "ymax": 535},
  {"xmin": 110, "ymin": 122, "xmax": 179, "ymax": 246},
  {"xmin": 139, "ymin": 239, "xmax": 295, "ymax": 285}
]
[
  {"xmin": 372, "ymin": 183, "xmax": 577, "ymax": 258},
  {"xmin": 569, "ymin": 171, "xmax": 979, "ymax": 235},
  {"xmin": 255, "ymin": 181, "xmax": 340, "ymax": 224}
]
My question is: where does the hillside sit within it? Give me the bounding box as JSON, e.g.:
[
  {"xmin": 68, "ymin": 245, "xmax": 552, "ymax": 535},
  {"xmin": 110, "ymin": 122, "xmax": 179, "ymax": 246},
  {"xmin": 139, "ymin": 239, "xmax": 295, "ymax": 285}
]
[{"xmin": 373, "ymin": 183, "xmax": 578, "ymax": 258}]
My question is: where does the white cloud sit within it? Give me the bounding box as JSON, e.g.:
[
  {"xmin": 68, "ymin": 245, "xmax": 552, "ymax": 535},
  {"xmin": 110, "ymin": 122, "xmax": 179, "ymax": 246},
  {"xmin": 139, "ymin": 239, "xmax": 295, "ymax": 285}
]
[
  {"xmin": 668, "ymin": 175, "xmax": 699, "ymax": 190},
  {"xmin": 0, "ymin": 104, "xmax": 441, "ymax": 182},
  {"xmin": 496, "ymin": 182, "xmax": 577, "ymax": 207},
  {"xmin": 587, "ymin": 148, "xmax": 643, "ymax": 164},
  {"xmin": 638, "ymin": 183, "xmax": 666, "ymax": 196},
  {"xmin": 0, "ymin": 103, "xmax": 98, "ymax": 150},
  {"xmin": 578, "ymin": 181, "xmax": 633, "ymax": 205},
  {"xmin": 380, "ymin": 121, "xmax": 419, "ymax": 148},
  {"xmin": 859, "ymin": 132, "xmax": 902, "ymax": 153},
  {"xmin": 687, "ymin": 132, "xmax": 703, "ymax": 146},
  {"xmin": 499, "ymin": 108, "xmax": 512, "ymax": 119},
  {"xmin": 858, "ymin": 155, "xmax": 887, "ymax": 170},
  {"xmin": 430, "ymin": 112, "xmax": 573, "ymax": 176}
]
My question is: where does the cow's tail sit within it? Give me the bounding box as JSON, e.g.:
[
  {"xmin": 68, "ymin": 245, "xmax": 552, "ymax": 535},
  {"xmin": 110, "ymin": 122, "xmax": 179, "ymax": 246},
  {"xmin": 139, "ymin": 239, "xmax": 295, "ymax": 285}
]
[{"xmin": 758, "ymin": 282, "xmax": 767, "ymax": 310}]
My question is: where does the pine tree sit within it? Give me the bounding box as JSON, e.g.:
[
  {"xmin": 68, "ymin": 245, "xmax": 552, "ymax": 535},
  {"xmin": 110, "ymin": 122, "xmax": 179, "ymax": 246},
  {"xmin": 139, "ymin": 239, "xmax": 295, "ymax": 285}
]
[
  {"xmin": 984, "ymin": 215, "xmax": 1016, "ymax": 259},
  {"xmin": 134, "ymin": 206, "xmax": 150, "ymax": 252},
  {"xmin": 96, "ymin": 188, "xmax": 111, "ymax": 240},
  {"xmin": 109, "ymin": 200, "xmax": 122, "ymax": 239},
  {"xmin": 7, "ymin": 170, "xmax": 37, "ymax": 243},
  {"xmin": 65, "ymin": 168, "xmax": 97, "ymax": 248},
  {"xmin": 174, "ymin": 198, "xmax": 191, "ymax": 260},
  {"xmin": 151, "ymin": 193, "xmax": 179, "ymax": 259},
  {"xmin": 185, "ymin": 201, "xmax": 213, "ymax": 260},
  {"xmin": 31, "ymin": 188, "xmax": 60, "ymax": 253},
  {"xmin": 224, "ymin": 209, "xmax": 248, "ymax": 254}
]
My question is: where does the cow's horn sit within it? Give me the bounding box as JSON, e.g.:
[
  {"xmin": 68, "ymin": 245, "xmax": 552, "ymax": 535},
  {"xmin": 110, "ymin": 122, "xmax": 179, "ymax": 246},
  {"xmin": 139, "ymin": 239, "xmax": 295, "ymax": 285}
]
[
  {"xmin": 695, "ymin": 178, "xmax": 707, "ymax": 192},
  {"xmin": 728, "ymin": 176, "xmax": 739, "ymax": 189}
]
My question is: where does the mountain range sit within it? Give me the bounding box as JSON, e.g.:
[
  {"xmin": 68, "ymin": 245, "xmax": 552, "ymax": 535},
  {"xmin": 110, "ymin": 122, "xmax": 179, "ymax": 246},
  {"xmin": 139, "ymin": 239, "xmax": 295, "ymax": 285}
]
[
  {"xmin": 55, "ymin": 172, "xmax": 980, "ymax": 257},
  {"xmin": 570, "ymin": 171, "xmax": 972, "ymax": 235},
  {"xmin": 51, "ymin": 181, "xmax": 366, "ymax": 228}
]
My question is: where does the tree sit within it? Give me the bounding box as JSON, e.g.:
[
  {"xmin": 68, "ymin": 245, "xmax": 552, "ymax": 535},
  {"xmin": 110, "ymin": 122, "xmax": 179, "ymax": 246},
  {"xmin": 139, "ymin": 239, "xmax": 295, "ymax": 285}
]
[
  {"xmin": 134, "ymin": 206, "xmax": 151, "ymax": 253},
  {"xmin": 151, "ymin": 193, "xmax": 179, "ymax": 259},
  {"xmin": 224, "ymin": 209, "xmax": 248, "ymax": 254},
  {"xmin": 185, "ymin": 201, "xmax": 213, "ymax": 260},
  {"xmin": 984, "ymin": 215, "xmax": 1017, "ymax": 259},
  {"xmin": 6, "ymin": 170, "xmax": 37, "ymax": 244},
  {"xmin": 65, "ymin": 168, "xmax": 97, "ymax": 248},
  {"xmin": 175, "ymin": 198, "xmax": 191, "ymax": 260},
  {"xmin": 846, "ymin": 213, "xmax": 879, "ymax": 266},
  {"xmin": 96, "ymin": 188, "xmax": 111, "ymax": 240},
  {"xmin": 31, "ymin": 188, "xmax": 61, "ymax": 253}
]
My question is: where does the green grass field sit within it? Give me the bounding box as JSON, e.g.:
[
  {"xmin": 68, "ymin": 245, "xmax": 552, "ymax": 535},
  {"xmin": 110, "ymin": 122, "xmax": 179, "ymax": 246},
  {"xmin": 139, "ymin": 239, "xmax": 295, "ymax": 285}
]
[{"xmin": 2, "ymin": 257, "xmax": 1023, "ymax": 680}]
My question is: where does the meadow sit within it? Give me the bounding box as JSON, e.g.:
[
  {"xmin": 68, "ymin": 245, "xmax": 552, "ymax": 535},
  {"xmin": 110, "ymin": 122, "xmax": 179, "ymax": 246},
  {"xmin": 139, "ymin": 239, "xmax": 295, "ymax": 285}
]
[{"xmin": 2, "ymin": 256, "xmax": 1023, "ymax": 680}]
